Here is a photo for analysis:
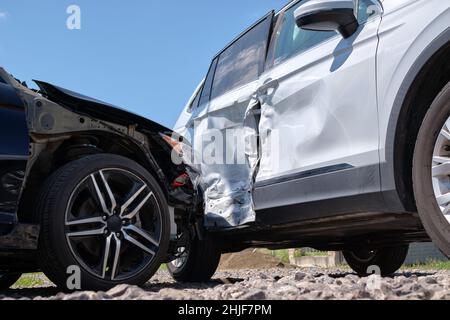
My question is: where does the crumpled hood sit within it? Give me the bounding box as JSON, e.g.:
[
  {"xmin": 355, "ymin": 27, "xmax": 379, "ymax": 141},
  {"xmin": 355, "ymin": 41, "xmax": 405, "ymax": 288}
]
[{"xmin": 34, "ymin": 80, "xmax": 171, "ymax": 134}]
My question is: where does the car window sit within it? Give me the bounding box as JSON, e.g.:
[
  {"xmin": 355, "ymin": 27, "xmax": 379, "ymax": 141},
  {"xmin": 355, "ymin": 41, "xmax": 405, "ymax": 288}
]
[
  {"xmin": 210, "ymin": 15, "xmax": 272, "ymax": 100},
  {"xmin": 198, "ymin": 58, "xmax": 218, "ymax": 107},
  {"xmin": 267, "ymin": 0, "xmax": 381, "ymax": 68},
  {"xmin": 188, "ymin": 84, "xmax": 203, "ymax": 111},
  {"xmin": 267, "ymin": 0, "xmax": 336, "ymax": 68}
]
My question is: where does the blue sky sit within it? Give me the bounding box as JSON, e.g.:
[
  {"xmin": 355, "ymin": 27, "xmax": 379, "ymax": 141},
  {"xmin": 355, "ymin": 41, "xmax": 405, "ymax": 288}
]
[{"xmin": 0, "ymin": 0, "xmax": 286, "ymax": 128}]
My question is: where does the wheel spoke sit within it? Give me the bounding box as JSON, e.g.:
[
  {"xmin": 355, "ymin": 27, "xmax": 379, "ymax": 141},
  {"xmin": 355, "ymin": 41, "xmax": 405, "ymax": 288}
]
[
  {"xmin": 102, "ymin": 235, "xmax": 112, "ymax": 279},
  {"xmin": 432, "ymin": 162, "xmax": 450, "ymax": 177},
  {"xmin": 124, "ymin": 225, "xmax": 159, "ymax": 247},
  {"xmin": 99, "ymin": 170, "xmax": 117, "ymax": 214},
  {"xmin": 441, "ymin": 129, "xmax": 450, "ymax": 141},
  {"xmin": 66, "ymin": 216, "xmax": 105, "ymax": 227},
  {"xmin": 90, "ymin": 174, "xmax": 110, "ymax": 215},
  {"xmin": 442, "ymin": 203, "xmax": 450, "ymax": 215},
  {"xmin": 436, "ymin": 192, "xmax": 450, "ymax": 206},
  {"xmin": 67, "ymin": 227, "xmax": 106, "ymax": 238},
  {"xmin": 121, "ymin": 192, "xmax": 154, "ymax": 220},
  {"xmin": 120, "ymin": 185, "xmax": 147, "ymax": 216},
  {"xmin": 89, "ymin": 171, "xmax": 117, "ymax": 215},
  {"xmin": 433, "ymin": 156, "xmax": 450, "ymax": 164},
  {"xmin": 123, "ymin": 231, "xmax": 155, "ymax": 256},
  {"xmin": 111, "ymin": 235, "xmax": 121, "ymax": 280}
]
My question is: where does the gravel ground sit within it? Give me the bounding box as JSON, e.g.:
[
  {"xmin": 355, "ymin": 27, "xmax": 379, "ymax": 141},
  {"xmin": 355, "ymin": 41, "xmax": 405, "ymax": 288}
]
[{"xmin": 1, "ymin": 268, "xmax": 450, "ymax": 300}]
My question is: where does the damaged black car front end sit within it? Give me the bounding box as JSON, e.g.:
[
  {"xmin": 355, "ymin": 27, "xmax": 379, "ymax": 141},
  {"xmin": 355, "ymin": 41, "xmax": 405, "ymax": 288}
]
[{"xmin": 0, "ymin": 68, "xmax": 198, "ymax": 288}]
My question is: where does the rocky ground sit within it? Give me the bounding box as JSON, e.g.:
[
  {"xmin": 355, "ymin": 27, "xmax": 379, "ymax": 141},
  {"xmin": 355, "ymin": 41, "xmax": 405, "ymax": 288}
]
[
  {"xmin": 1, "ymin": 268, "xmax": 450, "ymax": 300},
  {"xmin": 1, "ymin": 250, "xmax": 449, "ymax": 300}
]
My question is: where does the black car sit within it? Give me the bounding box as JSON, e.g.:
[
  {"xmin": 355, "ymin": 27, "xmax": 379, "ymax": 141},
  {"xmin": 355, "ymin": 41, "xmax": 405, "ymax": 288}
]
[{"xmin": 0, "ymin": 68, "xmax": 198, "ymax": 290}]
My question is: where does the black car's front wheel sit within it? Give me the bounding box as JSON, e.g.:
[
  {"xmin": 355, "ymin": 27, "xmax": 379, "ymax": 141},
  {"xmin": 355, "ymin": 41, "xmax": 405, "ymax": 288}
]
[
  {"xmin": 0, "ymin": 273, "xmax": 21, "ymax": 290},
  {"xmin": 36, "ymin": 154, "xmax": 170, "ymax": 291}
]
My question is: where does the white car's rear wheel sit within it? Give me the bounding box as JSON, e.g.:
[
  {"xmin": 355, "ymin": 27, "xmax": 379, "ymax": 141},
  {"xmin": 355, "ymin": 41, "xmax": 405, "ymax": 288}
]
[{"xmin": 343, "ymin": 246, "xmax": 409, "ymax": 276}]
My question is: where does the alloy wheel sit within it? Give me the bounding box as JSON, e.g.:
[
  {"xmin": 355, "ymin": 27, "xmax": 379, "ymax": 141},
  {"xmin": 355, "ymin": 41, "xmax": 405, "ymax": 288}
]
[
  {"xmin": 170, "ymin": 247, "xmax": 188, "ymax": 268},
  {"xmin": 432, "ymin": 119, "xmax": 450, "ymax": 224},
  {"xmin": 64, "ymin": 168, "xmax": 162, "ymax": 281}
]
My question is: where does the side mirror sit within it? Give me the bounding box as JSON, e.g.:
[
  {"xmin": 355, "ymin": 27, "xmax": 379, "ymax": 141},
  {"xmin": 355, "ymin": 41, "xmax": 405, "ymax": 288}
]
[{"xmin": 294, "ymin": 0, "xmax": 359, "ymax": 39}]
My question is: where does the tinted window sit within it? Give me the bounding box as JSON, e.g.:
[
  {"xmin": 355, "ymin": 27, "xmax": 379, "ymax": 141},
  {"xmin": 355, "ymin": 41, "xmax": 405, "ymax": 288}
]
[
  {"xmin": 198, "ymin": 58, "xmax": 218, "ymax": 107},
  {"xmin": 210, "ymin": 16, "xmax": 272, "ymax": 100},
  {"xmin": 268, "ymin": 0, "xmax": 336, "ymax": 67}
]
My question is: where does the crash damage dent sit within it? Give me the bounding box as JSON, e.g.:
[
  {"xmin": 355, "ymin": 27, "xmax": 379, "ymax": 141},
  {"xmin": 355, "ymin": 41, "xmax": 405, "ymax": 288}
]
[{"xmin": 178, "ymin": 95, "xmax": 261, "ymax": 229}]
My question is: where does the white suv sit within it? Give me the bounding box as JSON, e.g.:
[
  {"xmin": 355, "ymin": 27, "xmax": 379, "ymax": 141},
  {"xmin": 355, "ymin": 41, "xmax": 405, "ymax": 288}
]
[{"xmin": 170, "ymin": 0, "xmax": 450, "ymax": 279}]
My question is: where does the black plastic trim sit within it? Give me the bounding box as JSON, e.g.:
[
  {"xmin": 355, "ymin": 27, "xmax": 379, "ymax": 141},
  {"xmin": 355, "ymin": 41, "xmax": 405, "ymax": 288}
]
[{"xmin": 255, "ymin": 163, "xmax": 354, "ymax": 188}]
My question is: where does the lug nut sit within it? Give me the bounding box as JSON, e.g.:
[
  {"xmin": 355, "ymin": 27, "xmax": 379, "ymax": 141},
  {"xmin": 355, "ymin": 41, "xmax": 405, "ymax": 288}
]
[
  {"xmin": 102, "ymin": 216, "xmax": 107, "ymax": 221},
  {"xmin": 116, "ymin": 233, "xmax": 121, "ymax": 238},
  {"xmin": 104, "ymin": 229, "xmax": 109, "ymax": 235}
]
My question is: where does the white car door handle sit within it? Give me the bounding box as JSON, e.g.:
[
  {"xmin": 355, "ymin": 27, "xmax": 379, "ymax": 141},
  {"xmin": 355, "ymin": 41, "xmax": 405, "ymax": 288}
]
[{"xmin": 257, "ymin": 79, "xmax": 279, "ymax": 95}]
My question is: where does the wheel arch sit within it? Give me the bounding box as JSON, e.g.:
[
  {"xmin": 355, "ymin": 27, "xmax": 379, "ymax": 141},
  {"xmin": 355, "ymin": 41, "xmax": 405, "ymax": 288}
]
[
  {"xmin": 16, "ymin": 130, "xmax": 172, "ymax": 223},
  {"xmin": 386, "ymin": 29, "xmax": 450, "ymax": 212}
]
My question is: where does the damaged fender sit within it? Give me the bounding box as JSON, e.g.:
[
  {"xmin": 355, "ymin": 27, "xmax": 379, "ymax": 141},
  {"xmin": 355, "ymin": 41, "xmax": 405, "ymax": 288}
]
[{"xmin": 0, "ymin": 68, "xmax": 194, "ymax": 240}]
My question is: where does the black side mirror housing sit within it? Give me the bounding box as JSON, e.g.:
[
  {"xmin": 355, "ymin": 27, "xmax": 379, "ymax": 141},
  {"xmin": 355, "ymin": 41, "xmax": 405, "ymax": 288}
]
[{"xmin": 294, "ymin": 0, "xmax": 359, "ymax": 39}]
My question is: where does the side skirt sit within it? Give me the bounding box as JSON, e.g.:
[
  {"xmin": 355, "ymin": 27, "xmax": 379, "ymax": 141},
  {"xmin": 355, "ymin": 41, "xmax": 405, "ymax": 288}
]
[{"xmin": 253, "ymin": 164, "xmax": 409, "ymax": 226}]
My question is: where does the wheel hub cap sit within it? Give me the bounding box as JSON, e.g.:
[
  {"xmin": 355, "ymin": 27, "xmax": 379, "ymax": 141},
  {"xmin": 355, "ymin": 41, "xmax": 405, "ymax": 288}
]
[{"xmin": 106, "ymin": 215, "xmax": 122, "ymax": 233}]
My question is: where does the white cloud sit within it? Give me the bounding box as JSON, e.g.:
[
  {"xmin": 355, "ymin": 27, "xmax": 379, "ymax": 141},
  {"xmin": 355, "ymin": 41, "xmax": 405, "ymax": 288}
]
[{"xmin": 0, "ymin": 11, "xmax": 8, "ymax": 19}]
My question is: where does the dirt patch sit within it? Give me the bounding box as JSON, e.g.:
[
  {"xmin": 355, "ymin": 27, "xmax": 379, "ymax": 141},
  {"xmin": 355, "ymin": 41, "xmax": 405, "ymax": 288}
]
[{"xmin": 219, "ymin": 249, "xmax": 287, "ymax": 270}]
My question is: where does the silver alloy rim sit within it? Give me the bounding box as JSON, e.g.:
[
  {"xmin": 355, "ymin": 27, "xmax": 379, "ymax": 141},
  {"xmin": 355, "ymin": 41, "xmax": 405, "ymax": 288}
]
[
  {"xmin": 65, "ymin": 168, "xmax": 162, "ymax": 281},
  {"xmin": 432, "ymin": 120, "xmax": 450, "ymax": 224},
  {"xmin": 170, "ymin": 247, "xmax": 188, "ymax": 268}
]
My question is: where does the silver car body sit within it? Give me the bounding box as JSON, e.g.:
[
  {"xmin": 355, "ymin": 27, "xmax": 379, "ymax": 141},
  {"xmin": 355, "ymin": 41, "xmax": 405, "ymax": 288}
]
[{"xmin": 175, "ymin": 0, "xmax": 450, "ymax": 229}]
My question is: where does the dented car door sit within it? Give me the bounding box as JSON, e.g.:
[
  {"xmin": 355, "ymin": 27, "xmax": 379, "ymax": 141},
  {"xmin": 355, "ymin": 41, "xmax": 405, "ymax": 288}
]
[
  {"xmin": 186, "ymin": 13, "xmax": 273, "ymax": 228},
  {"xmin": 254, "ymin": 0, "xmax": 383, "ymax": 212}
]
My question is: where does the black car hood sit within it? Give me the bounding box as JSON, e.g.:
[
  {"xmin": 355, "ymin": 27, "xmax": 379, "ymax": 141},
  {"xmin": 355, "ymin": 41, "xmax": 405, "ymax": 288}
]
[{"xmin": 34, "ymin": 80, "xmax": 171, "ymax": 134}]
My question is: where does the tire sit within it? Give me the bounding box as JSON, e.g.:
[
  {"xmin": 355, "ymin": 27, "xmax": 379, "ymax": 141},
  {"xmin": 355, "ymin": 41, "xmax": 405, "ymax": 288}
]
[
  {"xmin": 413, "ymin": 81, "xmax": 450, "ymax": 258},
  {"xmin": 343, "ymin": 246, "xmax": 409, "ymax": 277},
  {"xmin": 0, "ymin": 273, "xmax": 21, "ymax": 290},
  {"xmin": 36, "ymin": 154, "xmax": 170, "ymax": 291},
  {"xmin": 168, "ymin": 237, "xmax": 221, "ymax": 282}
]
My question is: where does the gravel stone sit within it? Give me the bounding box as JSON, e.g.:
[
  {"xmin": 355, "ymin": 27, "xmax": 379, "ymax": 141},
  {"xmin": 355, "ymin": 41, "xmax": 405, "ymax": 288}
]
[{"xmin": 1, "ymin": 268, "xmax": 450, "ymax": 300}]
